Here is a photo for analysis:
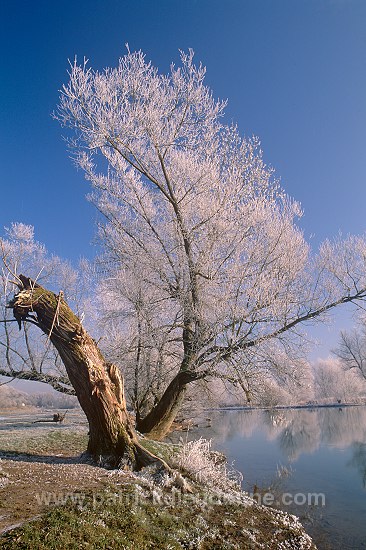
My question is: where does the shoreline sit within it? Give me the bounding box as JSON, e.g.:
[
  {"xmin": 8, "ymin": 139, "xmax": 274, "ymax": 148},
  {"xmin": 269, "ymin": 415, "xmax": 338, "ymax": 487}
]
[{"xmin": 206, "ymin": 401, "xmax": 365, "ymax": 412}]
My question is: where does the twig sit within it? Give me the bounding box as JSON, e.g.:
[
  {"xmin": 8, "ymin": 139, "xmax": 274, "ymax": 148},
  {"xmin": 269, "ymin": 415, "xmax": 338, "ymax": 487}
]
[
  {"xmin": 47, "ymin": 291, "xmax": 64, "ymax": 342},
  {"xmin": 0, "ymin": 375, "xmax": 16, "ymax": 387},
  {"xmin": 0, "ymin": 241, "xmax": 23, "ymax": 288}
]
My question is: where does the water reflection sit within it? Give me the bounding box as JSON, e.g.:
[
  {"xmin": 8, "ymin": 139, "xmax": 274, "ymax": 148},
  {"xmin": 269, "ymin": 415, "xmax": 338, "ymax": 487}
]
[
  {"xmin": 276, "ymin": 411, "xmax": 320, "ymax": 460},
  {"xmin": 209, "ymin": 406, "xmax": 366, "ymax": 467},
  {"xmin": 348, "ymin": 443, "xmax": 366, "ymax": 488},
  {"xmin": 201, "ymin": 406, "xmax": 366, "ymax": 549}
]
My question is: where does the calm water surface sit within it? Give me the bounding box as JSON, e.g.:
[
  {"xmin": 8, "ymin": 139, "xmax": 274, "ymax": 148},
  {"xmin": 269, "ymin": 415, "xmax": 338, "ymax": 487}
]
[{"xmin": 198, "ymin": 406, "xmax": 366, "ymax": 550}]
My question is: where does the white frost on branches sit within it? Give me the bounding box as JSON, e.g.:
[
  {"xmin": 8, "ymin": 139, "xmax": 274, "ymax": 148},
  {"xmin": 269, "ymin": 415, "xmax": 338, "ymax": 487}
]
[
  {"xmin": 0, "ymin": 223, "xmax": 91, "ymax": 393},
  {"xmin": 55, "ymin": 48, "xmax": 366, "ymax": 404}
]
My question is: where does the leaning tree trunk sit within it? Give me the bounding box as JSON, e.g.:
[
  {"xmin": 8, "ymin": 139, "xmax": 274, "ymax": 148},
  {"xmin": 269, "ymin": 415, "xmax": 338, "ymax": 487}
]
[
  {"xmin": 136, "ymin": 370, "xmax": 198, "ymax": 440},
  {"xmin": 9, "ymin": 275, "xmax": 161, "ymax": 469}
]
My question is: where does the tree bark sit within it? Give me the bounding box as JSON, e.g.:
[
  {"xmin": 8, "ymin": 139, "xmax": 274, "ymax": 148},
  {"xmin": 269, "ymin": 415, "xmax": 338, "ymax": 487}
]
[
  {"xmin": 8, "ymin": 275, "xmax": 162, "ymax": 469},
  {"xmin": 136, "ymin": 370, "xmax": 198, "ymax": 439}
]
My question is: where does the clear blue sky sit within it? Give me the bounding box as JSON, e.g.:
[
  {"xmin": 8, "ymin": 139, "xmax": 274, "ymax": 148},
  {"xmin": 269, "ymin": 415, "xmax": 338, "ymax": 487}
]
[{"xmin": 1, "ymin": 0, "xmax": 366, "ymax": 360}]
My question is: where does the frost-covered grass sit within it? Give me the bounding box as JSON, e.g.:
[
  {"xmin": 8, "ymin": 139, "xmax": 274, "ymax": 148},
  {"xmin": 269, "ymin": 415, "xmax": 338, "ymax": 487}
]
[
  {"xmin": 0, "ymin": 430, "xmax": 316, "ymax": 549},
  {"xmin": 0, "ymin": 428, "xmax": 88, "ymax": 456},
  {"xmin": 0, "ymin": 461, "xmax": 9, "ymax": 488},
  {"xmin": 0, "ymin": 480, "xmax": 315, "ymax": 550},
  {"xmin": 172, "ymin": 437, "xmax": 243, "ymax": 492}
]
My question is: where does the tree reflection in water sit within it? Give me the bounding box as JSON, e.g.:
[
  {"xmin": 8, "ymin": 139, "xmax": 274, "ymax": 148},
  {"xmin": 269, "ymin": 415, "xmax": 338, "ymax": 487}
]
[
  {"xmin": 206, "ymin": 406, "xmax": 366, "ymax": 485},
  {"xmin": 200, "ymin": 406, "xmax": 366, "ymax": 549},
  {"xmin": 348, "ymin": 443, "xmax": 366, "ymax": 488}
]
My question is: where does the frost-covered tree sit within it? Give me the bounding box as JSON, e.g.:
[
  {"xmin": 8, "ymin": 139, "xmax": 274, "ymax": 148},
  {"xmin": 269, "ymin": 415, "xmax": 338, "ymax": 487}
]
[
  {"xmin": 212, "ymin": 342, "xmax": 313, "ymax": 406},
  {"xmin": 0, "ymin": 223, "xmax": 84, "ymax": 394},
  {"xmin": 54, "ymin": 49, "xmax": 366, "ymax": 438},
  {"xmin": 334, "ymin": 320, "xmax": 366, "ymax": 382},
  {"xmin": 7, "ymin": 274, "xmax": 170, "ymax": 469},
  {"xmin": 96, "ymin": 268, "xmax": 179, "ymax": 421},
  {"xmin": 313, "ymin": 357, "xmax": 366, "ymax": 403}
]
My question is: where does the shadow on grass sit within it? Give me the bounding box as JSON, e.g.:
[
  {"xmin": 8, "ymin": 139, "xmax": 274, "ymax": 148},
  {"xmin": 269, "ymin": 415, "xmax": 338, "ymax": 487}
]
[{"xmin": 0, "ymin": 449, "xmax": 94, "ymax": 465}]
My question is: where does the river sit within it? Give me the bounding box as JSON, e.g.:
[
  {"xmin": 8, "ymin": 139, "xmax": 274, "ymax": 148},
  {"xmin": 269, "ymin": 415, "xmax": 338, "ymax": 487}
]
[{"xmin": 194, "ymin": 405, "xmax": 366, "ymax": 549}]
